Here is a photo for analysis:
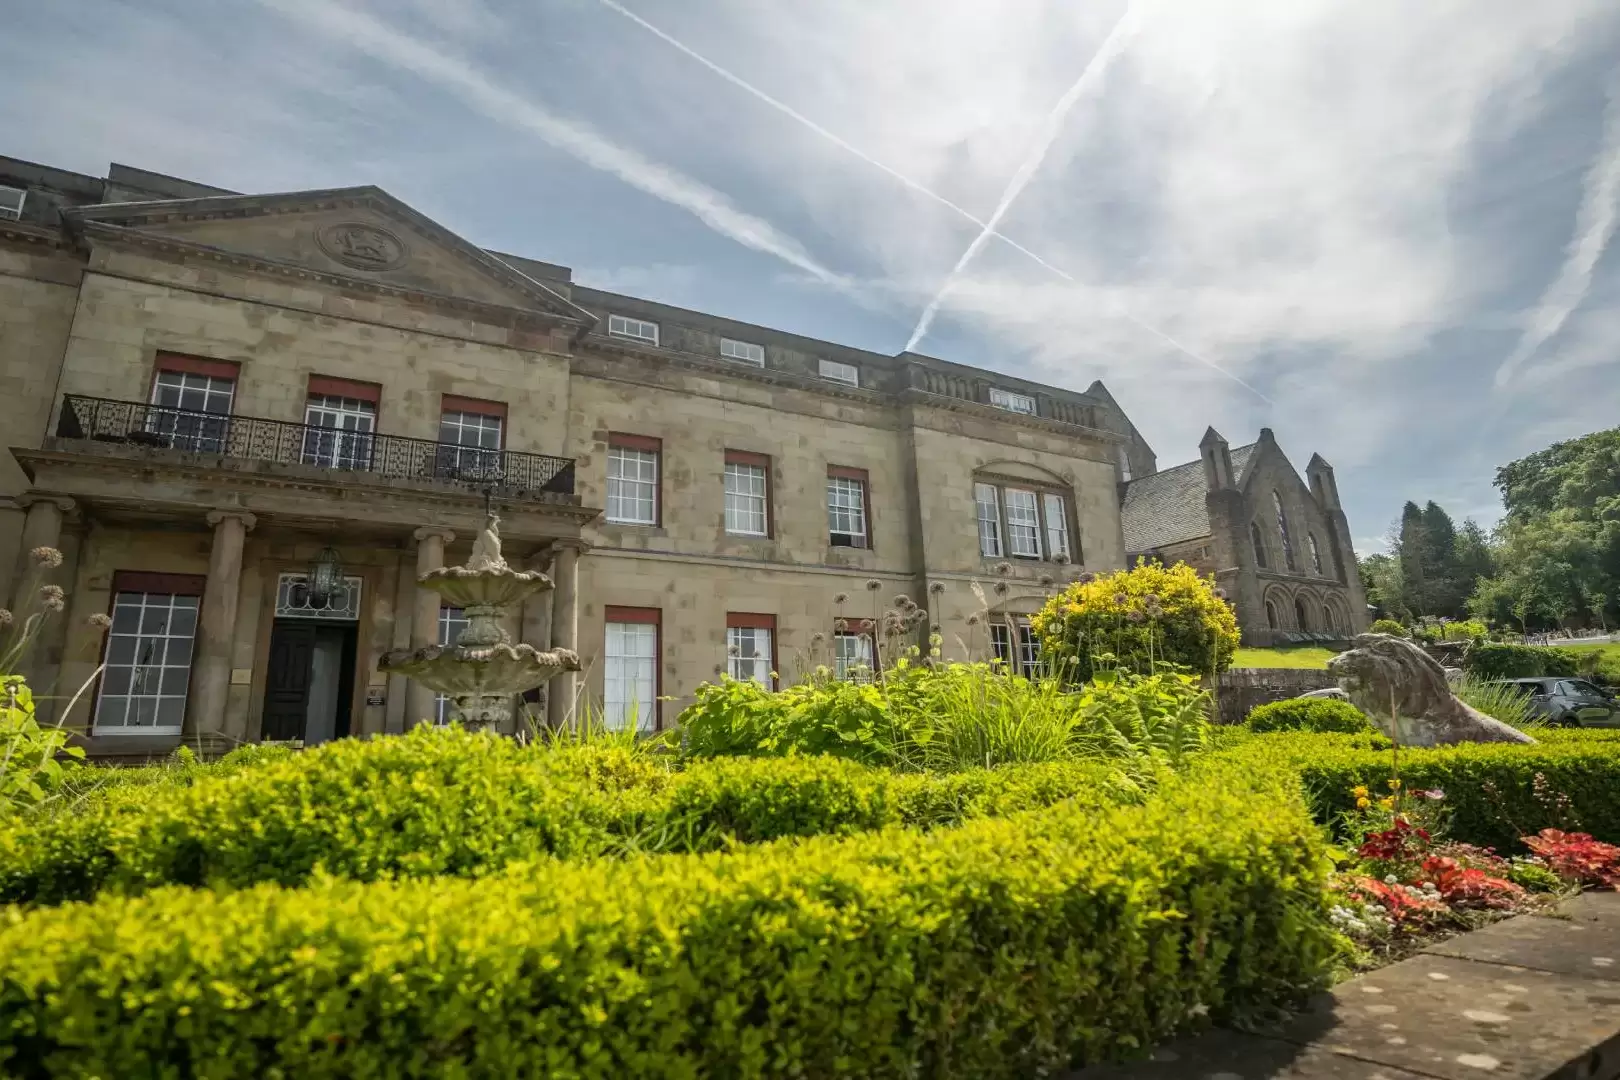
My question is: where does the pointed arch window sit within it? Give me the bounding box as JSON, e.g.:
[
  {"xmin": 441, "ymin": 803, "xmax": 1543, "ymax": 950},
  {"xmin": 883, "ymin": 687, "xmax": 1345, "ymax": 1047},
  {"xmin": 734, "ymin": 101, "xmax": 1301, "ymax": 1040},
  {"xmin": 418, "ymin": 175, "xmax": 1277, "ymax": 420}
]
[
  {"xmin": 1273, "ymin": 491, "xmax": 1296, "ymax": 570},
  {"xmin": 1307, "ymin": 532, "xmax": 1323, "ymax": 575},
  {"xmin": 1250, "ymin": 521, "xmax": 1268, "ymax": 569}
]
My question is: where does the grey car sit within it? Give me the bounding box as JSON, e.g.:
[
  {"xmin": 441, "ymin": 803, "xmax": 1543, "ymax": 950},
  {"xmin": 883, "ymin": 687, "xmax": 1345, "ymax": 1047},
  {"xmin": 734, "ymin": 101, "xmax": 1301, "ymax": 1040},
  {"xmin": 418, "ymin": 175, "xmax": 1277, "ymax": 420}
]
[{"xmin": 1495, "ymin": 677, "xmax": 1618, "ymax": 727}]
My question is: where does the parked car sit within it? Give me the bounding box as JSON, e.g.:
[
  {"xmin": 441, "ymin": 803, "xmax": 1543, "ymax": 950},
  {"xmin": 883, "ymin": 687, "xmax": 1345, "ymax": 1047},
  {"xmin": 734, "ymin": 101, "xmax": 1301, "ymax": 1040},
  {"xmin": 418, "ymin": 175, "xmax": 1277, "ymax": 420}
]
[{"xmin": 1492, "ymin": 677, "xmax": 1618, "ymax": 727}]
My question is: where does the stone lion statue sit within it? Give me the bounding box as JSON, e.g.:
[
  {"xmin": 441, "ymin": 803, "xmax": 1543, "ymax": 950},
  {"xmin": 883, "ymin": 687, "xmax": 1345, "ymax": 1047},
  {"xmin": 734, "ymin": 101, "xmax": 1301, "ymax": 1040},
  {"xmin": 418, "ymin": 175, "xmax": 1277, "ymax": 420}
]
[{"xmin": 1326, "ymin": 633, "xmax": 1534, "ymax": 746}]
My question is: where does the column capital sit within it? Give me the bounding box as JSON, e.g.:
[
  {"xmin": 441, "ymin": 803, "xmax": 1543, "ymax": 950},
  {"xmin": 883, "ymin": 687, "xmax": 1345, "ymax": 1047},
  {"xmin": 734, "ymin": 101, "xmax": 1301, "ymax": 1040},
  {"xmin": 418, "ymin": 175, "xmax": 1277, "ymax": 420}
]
[
  {"xmin": 547, "ymin": 537, "xmax": 591, "ymax": 555},
  {"xmin": 17, "ymin": 494, "xmax": 78, "ymax": 515},
  {"xmin": 413, "ymin": 526, "xmax": 456, "ymax": 544},
  {"xmin": 206, "ymin": 509, "xmax": 257, "ymax": 532}
]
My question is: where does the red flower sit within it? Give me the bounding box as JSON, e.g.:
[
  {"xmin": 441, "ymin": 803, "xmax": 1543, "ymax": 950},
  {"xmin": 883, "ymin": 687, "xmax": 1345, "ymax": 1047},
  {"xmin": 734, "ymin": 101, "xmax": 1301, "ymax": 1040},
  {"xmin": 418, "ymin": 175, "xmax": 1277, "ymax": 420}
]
[
  {"xmin": 1357, "ymin": 818, "xmax": 1431, "ymax": 861},
  {"xmin": 1420, "ymin": 855, "xmax": 1522, "ymax": 909},
  {"xmin": 1347, "ymin": 876, "xmax": 1444, "ymax": 926},
  {"xmin": 1522, "ymin": 830, "xmax": 1620, "ymax": 889}
]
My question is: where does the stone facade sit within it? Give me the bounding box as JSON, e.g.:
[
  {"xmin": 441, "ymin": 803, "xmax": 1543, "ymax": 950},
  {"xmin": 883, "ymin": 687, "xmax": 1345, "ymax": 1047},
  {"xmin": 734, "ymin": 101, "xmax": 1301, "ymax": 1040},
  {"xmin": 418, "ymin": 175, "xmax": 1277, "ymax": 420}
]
[
  {"xmin": 0, "ymin": 153, "xmax": 1357, "ymax": 755},
  {"xmin": 1121, "ymin": 426, "xmax": 1371, "ymax": 646}
]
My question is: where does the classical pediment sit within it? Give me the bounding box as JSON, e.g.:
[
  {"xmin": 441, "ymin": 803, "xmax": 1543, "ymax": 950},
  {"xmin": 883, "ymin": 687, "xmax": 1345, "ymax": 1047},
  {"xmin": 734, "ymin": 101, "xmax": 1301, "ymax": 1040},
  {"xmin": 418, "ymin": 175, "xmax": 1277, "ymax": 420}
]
[{"xmin": 65, "ymin": 187, "xmax": 592, "ymax": 325}]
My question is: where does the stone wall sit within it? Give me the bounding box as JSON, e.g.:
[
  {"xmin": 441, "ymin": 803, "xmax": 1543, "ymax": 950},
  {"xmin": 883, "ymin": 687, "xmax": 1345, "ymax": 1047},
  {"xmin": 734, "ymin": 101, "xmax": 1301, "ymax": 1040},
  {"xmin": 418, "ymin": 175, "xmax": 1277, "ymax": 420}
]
[
  {"xmin": 0, "ymin": 244, "xmax": 82, "ymax": 603},
  {"xmin": 1215, "ymin": 667, "xmax": 1340, "ymax": 726},
  {"xmin": 56, "ymin": 258, "xmax": 573, "ymax": 455}
]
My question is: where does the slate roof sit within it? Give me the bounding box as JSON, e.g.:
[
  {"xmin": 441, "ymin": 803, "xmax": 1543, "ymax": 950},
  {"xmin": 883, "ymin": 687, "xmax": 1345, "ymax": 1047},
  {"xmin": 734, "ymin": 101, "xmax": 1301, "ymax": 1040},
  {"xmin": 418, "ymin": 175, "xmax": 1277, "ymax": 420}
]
[{"xmin": 1121, "ymin": 444, "xmax": 1255, "ymax": 552}]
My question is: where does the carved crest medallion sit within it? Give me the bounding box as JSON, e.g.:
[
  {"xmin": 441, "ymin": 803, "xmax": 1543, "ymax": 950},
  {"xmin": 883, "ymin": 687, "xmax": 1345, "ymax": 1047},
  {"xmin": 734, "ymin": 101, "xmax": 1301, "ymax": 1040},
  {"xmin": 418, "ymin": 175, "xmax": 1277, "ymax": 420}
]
[{"xmin": 317, "ymin": 223, "xmax": 407, "ymax": 271}]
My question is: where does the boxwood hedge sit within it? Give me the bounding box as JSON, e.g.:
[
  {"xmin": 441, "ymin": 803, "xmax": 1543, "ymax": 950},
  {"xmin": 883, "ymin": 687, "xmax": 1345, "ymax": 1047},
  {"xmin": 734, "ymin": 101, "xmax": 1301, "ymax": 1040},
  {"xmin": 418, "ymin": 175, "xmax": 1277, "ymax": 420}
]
[
  {"xmin": 1216, "ymin": 728, "xmax": 1620, "ymax": 850},
  {"xmin": 0, "ymin": 729, "xmax": 1141, "ymax": 906},
  {"xmin": 1245, "ymin": 698, "xmax": 1371, "ymax": 734},
  {"xmin": 0, "ymin": 760, "xmax": 1334, "ymax": 1079}
]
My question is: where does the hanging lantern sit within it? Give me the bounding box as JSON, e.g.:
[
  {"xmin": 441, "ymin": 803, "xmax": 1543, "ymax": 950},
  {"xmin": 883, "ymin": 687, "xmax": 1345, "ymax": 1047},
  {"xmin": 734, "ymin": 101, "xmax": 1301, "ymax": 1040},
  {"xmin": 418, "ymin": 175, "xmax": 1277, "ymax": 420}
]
[{"xmin": 307, "ymin": 546, "xmax": 344, "ymax": 608}]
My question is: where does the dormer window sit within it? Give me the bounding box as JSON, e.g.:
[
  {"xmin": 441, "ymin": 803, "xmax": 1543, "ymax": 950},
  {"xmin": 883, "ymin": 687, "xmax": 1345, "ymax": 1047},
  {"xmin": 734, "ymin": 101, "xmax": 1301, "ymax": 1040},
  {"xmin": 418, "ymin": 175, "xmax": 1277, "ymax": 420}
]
[
  {"xmin": 720, "ymin": 338, "xmax": 765, "ymax": 366},
  {"xmin": 0, "ymin": 185, "xmax": 23, "ymax": 221},
  {"xmin": 989, "ymin": 388, "xmax": 1036, "ymax": 415},
  {"xmin": 608, "ymin": 314, "xmax": 659, "ymax": 346}
]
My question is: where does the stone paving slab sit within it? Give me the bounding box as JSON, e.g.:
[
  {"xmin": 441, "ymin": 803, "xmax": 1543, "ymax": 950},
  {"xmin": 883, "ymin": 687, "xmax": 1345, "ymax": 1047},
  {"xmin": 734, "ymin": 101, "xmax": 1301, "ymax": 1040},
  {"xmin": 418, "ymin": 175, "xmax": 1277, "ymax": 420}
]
[
  {"xmin": 1070, "ymin": 1028, "xmax": 1430, "ymax": 1079},
  {"xmin": 1423, "ymin": 892, "xmax": 1620, "ymax": 983},
  {"xmin": 1070, "ymin": 892, "xmax": 1620, "ymax": 1079},
  {"xmin": 1253, "ymin": 954, "xmax": 1620, "ymax": 1080}
]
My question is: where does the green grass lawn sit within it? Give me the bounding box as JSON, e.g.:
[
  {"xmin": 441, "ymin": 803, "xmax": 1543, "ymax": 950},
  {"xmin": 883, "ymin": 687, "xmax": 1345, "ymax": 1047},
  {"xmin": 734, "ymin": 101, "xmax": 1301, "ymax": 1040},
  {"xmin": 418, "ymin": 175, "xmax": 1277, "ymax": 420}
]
[{"xmin": 1230, "ymin": 646, "xmax": 1337, "ymax": 670}]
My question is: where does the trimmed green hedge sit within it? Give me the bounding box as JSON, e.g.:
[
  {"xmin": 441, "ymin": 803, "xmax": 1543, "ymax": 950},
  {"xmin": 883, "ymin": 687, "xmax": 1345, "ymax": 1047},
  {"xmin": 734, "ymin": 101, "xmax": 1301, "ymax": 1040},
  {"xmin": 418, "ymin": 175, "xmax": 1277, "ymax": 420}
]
[
  {"xmin": 1245, "ymin": 699, "xmax": 1371, "ymax": 734},
  {"xmin": 0, "ymin": 729, "xmax": 1139, "ymax": 906},
  {"xmin": 1217, "ymin": 729, "xmax": 1620, "ymax": 851},
  {"xmin": 0, "ymin": 762, "xmax": 1334, "ymax": 1078},
  {"xmin": 1463, "ymin": 641, "xmax": 1579, "ymax": 679}
]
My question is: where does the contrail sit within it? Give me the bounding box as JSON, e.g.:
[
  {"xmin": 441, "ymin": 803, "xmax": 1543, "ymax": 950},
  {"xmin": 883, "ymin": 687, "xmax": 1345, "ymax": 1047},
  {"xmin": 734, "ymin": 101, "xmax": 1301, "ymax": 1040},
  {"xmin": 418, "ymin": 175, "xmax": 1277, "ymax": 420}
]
[
  {"xmin": 594, "ymin": 0, "xmax": 1268, "ymax": 401},
  {"xmin": 254, "ymin": 0, "xmax": 852, "ymax": 293},
  {"xmin": 905, "ymin": 5, "xmax": 1140, "ymax": 352},
  {"xmin": 1494, "ymin": 80, "xmax": 1620, "ymax": 388}
]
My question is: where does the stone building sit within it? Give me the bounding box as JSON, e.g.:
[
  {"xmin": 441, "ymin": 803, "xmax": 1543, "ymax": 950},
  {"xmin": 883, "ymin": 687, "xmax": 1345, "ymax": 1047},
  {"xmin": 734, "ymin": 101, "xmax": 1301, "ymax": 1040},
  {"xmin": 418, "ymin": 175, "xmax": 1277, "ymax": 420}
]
[
  {"xmin": 0, "ymin": 154, "xmax": 1354, "ymax": 757},
  {"xmin": 1121, "ymin": 427, "xmax": 1370, "ymax": 646}
]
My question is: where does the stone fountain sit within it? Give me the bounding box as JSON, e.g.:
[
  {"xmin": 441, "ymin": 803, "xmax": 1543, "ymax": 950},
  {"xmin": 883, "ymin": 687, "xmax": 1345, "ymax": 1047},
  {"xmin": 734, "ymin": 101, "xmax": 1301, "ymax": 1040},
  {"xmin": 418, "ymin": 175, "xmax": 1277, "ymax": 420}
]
[{"xmin": 381, "ymin": 512, "xmax": 580, "ymax": 731}]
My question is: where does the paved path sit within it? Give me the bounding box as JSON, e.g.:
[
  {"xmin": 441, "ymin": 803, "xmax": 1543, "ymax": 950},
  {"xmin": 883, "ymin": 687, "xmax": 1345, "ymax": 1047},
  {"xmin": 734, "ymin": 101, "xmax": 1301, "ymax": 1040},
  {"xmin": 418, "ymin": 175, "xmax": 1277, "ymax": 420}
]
[{"xmin": 1072, "ymin": 892, "xmax": 1620, "ymax": 1079}]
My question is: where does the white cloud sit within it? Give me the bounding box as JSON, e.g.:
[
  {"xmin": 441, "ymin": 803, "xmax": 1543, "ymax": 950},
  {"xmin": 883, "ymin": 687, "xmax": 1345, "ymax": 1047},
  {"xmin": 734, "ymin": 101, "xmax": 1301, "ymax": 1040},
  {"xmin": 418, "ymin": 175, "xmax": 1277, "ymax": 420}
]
[
  {"xmin": 255, "ymin": 0, "xmax": 859, "ymax": 295},
  {"xmin": 624, "ymin": 0, "xmax": 1604, "ymax": 469},
  {"xmin": 1494, "ymin": 76, "xmax": 1620, "ymax": 387}
]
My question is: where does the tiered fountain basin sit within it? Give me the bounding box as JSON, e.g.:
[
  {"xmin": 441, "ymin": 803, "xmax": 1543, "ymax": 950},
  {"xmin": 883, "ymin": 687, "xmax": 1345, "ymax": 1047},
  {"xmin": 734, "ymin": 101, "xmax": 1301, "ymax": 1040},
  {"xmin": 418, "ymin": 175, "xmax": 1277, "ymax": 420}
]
[{"xmin": 381, "ymin": 515, "xmax": 580, "ymax": 731}]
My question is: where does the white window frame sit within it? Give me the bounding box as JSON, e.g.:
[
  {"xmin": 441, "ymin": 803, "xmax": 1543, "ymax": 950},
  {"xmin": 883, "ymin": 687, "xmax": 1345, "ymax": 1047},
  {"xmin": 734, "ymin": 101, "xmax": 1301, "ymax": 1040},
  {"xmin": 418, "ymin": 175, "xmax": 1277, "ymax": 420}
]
[
  {"xmin": 724, "ymin": 460, "xmax": 769, "ymax": 536},
  {"xmin": 1004, "ymin": 488, "xmax": 1042, "ymax": 558},
  {"xmin": 827, "ymin": 475, "xmax": 868, "ymax": 547},
  {"xmin": 436, "ymin": 409, "xmax": 504, "ymax": 480},
  {"xmin": 989, "ymin": 388, "xmax": 1037, "ymax": 415},
  {"xmin": 94, "ymin": 591, "xmax": 200, "ymax": 735},
  {"xmin": 818, "ymin": 359, "xmax": 859, "ymax": 387},
  {"xmin": 1042, "ymin": 492, "xmax": 1071, "ymax": 562},
  {"xmin": 720, "ymin": 337, "xmax": 765, "ymax": 366},
  {"xmin": 149, "ymin": 370, "xmax": 235, "ymax": 453},
  {"xmin": 608, "ymin": 314, "xmax": 659, "ymax": 345},
  {"xmin": 604, "ymin": 620, "xmax": 657, "ymax": 733},
  {"xmin": 0, "ymin": 185, "xmax": 25, "ymax": 221},
  {"xmin": 834, "ymin": 631, "xmax": 874, "ymax": 681},
  {"xmin": 975, "ymin": 482, "xmax": 1003, "ymax": 558},
  {"xmin": 302, "ymin": 394, "xmax": 376, "ymax": 470},
  {"xmin": 607, "ymin": 445, "xmax": 660, "ymax": 525},
  {"xmin": 990, "ymin": 618, "xmax": 1039, "ymax": 677},
  {"xmin": 434, "ymin": 605, "xmax": 469, "ymax": 724},
  {"xmin": 975, "ymin": 480, "xmax": 1074, "ymax": 563},
  {"xmin": 726, "ymin": 626, "xmax": 774, "ymax": 686}
]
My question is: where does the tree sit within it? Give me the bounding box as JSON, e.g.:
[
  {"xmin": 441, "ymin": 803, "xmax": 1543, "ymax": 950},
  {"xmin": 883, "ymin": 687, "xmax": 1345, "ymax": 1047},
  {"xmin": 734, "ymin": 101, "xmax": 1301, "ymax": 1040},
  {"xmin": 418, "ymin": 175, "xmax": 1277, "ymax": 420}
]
[
  {"xmin": 1476, "ymin": 427, "xmax": 1620, "ymax": 631},
  {"xmin": 1397, "ymin": 502, "xmax": 1427, "ymax": 615},
  {"xmin": 1419, "ymin": 501, "xmax": 1469, "ymax": 617},
  {"xmin": 1453, "ymin": 519, "xmax": 1495, "ymax": 589},
  {"xmin": 1359, "ymin": 551, "xmax": 1408, "ymax": 621}
]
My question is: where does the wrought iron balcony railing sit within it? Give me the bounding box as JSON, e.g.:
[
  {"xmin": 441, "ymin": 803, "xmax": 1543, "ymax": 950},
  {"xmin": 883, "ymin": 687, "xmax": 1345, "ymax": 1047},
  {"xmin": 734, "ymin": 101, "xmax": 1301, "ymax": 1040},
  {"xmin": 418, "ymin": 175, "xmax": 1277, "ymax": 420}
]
[{"xmin": 54, "ymin": 395, "xmax": 576, "ymax": 497}]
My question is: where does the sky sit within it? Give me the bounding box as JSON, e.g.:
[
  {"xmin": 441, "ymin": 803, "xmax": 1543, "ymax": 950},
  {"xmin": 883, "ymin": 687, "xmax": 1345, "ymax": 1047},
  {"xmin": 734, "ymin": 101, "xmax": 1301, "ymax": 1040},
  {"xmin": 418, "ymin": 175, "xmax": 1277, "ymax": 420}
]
[{"xmin": 5, "ymin": 0, "xmax": 1620, "ymax": 554}]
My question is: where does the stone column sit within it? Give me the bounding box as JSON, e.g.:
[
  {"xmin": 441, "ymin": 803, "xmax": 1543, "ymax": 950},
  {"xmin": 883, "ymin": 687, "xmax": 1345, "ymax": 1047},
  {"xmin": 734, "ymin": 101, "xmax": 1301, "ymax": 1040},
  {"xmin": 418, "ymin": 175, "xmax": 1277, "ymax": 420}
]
[
  {"xmin": 8, "ymin": 496, "xmax": 73, "ymax": 609},
  {"xmin": 185, "ymin": 510, "xmax": 255, "ymax": 742},
  {"xmin": 384, "ymin": 546, "xmax": 417, "ymax": 735},
  {"xmin": 546, "ymin": 540, "xmax": 585, "ymax": 730},
  {"xmin": 405, "ymin": 526, "xmax": 455, "ymax": 728}
]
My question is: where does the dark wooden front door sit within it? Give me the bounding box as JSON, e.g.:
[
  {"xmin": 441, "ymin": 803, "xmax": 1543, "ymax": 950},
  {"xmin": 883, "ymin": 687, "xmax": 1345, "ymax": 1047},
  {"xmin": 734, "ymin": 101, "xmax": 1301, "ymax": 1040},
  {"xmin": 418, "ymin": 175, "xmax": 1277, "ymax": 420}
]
[{"xmin": 262, "ymin": 622, "xmax": 317, "ymax": 741}]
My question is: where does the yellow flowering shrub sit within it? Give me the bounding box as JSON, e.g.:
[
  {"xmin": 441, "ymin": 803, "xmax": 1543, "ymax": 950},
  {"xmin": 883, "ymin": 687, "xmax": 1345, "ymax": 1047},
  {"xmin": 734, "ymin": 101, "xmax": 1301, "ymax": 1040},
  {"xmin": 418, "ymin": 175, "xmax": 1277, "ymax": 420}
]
[{"xmin": 1031, "ymin": 561, "xmax": 1239, "ymax": 682}]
